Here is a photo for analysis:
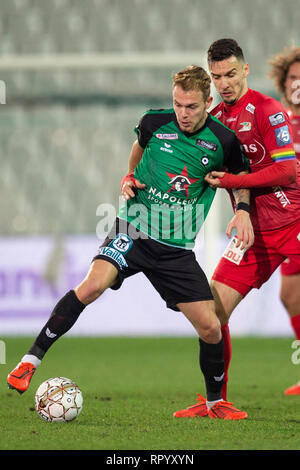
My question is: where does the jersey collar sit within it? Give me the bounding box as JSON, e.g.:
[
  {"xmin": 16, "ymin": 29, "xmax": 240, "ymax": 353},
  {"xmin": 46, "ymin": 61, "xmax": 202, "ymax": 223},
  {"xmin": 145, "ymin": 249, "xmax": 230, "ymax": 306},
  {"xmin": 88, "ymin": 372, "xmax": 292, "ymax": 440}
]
[
  {"xmin": 174, "ymin": 113, "xmax": 211, "ymax": 137},
  {"xmin": 223, "ymin": 88, "xmax": 252, "ymax": 115}
]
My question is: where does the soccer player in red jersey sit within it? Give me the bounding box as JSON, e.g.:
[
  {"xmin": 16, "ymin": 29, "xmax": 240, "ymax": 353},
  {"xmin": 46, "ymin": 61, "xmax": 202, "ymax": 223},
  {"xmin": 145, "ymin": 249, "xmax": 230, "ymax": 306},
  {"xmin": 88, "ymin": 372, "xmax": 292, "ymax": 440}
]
[
  {"xmin": 174, "ymin": 39, "xmax": 299, "ymax": 416},
  {"xmin": 269, "ymin": 46, "xmax": 300, "ymax": 394},
  {"xmin": 205, "ymin": 39, "xmax": 300, "ymax": 399}
]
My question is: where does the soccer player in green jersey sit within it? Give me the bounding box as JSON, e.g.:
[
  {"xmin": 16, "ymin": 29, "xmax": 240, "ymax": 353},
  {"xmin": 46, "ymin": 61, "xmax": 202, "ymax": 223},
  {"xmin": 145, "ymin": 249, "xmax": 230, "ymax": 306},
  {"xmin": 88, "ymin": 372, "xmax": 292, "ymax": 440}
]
[{"xmin": 8, "ymin": 66, "xmax": 253, "ymax": 420}]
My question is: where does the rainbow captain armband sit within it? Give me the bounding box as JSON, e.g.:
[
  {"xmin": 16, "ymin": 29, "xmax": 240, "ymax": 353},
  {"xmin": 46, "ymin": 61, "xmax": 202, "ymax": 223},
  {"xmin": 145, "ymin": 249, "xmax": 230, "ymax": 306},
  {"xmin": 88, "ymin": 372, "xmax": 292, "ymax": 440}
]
[{"xmin": 270, "ymin": 148, "xmax": 296, "ymax": 162}]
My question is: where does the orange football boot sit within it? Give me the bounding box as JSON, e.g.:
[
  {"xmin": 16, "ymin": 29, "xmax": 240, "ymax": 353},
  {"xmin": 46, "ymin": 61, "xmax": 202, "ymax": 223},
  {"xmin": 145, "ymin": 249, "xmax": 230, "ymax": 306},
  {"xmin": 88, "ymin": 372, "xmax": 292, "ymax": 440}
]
[
  {"xmin": 208, "ymin": 400, "xmax": 248, "ymax": 420},
  {"xmin": 173, "ymin": 394, "xmax": 208, "ymax": 418},
  {"xmin": 284, "ymin": 382, "xmax": 300, "ymax": 395},
  {"xmin": 7, "ymin": 362, "xmax": 36, "ymax": 394}
]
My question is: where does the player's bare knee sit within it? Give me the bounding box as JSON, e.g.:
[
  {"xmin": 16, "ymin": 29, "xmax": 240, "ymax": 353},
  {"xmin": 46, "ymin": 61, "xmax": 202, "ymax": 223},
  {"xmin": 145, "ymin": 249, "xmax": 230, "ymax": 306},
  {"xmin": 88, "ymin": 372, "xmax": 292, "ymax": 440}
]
[
  {"xmin": 74, "ymin": 279, "xmax": 107, "ymax": 305},
  {"xmin": 210, "ymin": 280, "xmax": 241, "ymax": 325},
  {"xmin": 75, "ymin": 260, "xmax": 118, "ymax": 305},
  {"xmin": 200, "ymin": 320, "xmax": 221, "ymax": 344},
  {"xmin": 210, "ymin": 282, "xmax": 226, "ymax": 320},
  {"xmin": 280, "ymin": 288, "xmax": 289, "ymax": 310},
  {"xmin": 280, "ymin": 288, "xmax": 300, "ymax": 316}
]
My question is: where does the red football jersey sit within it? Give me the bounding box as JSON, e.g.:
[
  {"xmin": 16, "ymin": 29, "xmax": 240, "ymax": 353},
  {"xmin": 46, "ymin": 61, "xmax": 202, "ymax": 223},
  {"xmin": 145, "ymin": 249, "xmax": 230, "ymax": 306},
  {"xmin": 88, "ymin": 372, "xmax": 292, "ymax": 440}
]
[
  {"xmin": 211, "ymin": 88, "xmax": 300, "ymax": 231},
  {"xmin": 287, "ymin": 110, "xmax": 300, "ymax": 160}
]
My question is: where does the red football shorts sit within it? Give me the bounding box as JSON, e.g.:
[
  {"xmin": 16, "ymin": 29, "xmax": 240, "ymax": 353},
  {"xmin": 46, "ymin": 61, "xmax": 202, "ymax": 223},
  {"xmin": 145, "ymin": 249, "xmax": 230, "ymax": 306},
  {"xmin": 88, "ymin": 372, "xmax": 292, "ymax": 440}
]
[
  {"xmin": 212, "ymin": 219, "xmax": 300, "ymax": 297},
  {"xmin": 280, "ymin": 257, "xmax": 300, "ymax": 276}
]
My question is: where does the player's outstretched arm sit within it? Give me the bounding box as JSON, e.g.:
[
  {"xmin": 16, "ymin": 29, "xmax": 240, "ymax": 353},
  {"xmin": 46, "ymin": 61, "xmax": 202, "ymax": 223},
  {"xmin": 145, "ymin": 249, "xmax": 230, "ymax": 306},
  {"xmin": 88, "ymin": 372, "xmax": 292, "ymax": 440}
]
[
  {"xmin": 204, "ymin": 160, "xmax": 296, "ymax": 189},
  {"xmin": 121, "ymin": 140, "xmax": 145, "ymax": 200}
]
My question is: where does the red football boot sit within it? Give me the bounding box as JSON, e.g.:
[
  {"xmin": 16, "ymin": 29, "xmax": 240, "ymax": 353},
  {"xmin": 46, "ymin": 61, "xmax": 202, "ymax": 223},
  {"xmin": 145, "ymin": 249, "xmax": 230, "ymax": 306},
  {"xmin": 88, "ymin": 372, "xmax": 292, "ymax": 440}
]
[
  {"xmin": 173, "ymin": 394, "xmax": 208, "ymax": 418},
  {"xmin": 7, "ymin": 362, "xmax": 36, "ymax": 394}
]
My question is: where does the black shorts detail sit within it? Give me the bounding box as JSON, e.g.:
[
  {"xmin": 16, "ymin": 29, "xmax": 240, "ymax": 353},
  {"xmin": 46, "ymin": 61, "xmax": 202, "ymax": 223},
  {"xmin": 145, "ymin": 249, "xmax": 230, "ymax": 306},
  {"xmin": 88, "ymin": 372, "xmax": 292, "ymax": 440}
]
[{"xmin": 93, "ymin": 218, "xmax": 213, "ymax": 311}]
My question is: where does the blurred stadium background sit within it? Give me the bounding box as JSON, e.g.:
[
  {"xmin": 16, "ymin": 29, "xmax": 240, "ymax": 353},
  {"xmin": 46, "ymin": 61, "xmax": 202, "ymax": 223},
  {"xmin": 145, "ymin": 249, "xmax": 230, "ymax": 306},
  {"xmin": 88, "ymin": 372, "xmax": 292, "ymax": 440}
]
[{"xmin": 0, "ymin": 0, "xmax": 298, "ymax": 337}]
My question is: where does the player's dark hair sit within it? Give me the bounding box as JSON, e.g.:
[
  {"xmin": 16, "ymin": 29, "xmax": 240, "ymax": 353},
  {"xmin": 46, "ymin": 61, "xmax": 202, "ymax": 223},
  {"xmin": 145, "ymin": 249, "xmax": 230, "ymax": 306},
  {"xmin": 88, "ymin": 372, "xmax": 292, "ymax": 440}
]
[
  {"xmin": 207, "ymin": 38, "xmax": 245, "ymax": 63},
  {"xmin": 172, "ymin": 65, "xmax": 211, "ymax": 101}
]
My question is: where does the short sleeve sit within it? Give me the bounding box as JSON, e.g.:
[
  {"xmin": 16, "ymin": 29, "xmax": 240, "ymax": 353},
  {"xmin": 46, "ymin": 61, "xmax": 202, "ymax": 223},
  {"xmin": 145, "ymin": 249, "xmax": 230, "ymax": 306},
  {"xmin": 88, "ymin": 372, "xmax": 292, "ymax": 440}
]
[
  {"xmin": 223, "ymin": 133, "xmax": 250, "ymax": 174},
  {"xmin": 134, "ymin": 113, "xmax": 153, "ymax": 149}
]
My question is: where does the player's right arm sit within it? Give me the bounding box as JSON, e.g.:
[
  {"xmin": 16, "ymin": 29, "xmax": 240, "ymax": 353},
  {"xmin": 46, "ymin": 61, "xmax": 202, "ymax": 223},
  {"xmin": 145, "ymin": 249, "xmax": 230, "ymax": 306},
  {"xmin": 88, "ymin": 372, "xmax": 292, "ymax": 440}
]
[
  {"xmin": 219, "ymin": 130, "xmax": 254, "ymax": 249},
  {"xmin": 121, "ymin": 140, "xmax": 145, "ymax": 201}
]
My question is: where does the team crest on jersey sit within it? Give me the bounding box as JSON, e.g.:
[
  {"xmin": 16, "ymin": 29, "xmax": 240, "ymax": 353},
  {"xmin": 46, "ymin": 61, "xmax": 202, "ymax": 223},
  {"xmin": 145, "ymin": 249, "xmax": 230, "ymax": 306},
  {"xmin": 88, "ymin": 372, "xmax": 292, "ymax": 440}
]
[
  {"xmin": 109, "ymin": 233, "xmax": 133, "ymax": 254},
  {"xmin": 166, "ymin": 165, "xmax": 199, "ymax": 198},
  {"xmin": 238, "ymin": 122, "xmax": 252, "ymax": 132}
]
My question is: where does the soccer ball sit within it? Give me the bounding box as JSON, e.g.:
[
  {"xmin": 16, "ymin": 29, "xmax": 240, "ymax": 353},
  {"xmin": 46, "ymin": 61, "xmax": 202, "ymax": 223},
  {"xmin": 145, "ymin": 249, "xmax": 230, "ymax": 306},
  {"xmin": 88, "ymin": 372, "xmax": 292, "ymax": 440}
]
[{"xmin": 35, "ymin": 377, "xmax": 83, "ymax": 422}]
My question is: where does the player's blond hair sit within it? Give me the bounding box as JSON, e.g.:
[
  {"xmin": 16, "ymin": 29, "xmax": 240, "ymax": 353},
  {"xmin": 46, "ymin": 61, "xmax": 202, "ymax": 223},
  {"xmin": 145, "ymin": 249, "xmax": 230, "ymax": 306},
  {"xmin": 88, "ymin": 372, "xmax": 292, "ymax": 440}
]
[
  {"xmin": 173, "ymin": 65, "xmax": 211, "ymax": 101},
  {"xmin": 268, "ymin": 46, "xmax": 300, "ymax": 98}
]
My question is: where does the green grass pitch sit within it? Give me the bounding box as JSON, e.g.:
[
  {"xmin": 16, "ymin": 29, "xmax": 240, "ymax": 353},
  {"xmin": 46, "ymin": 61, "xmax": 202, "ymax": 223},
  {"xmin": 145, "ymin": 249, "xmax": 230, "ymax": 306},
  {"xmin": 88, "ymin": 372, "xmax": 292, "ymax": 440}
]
[{"xmin": 1, "ymin": 336, "xmax": 300, "ymax": 451}]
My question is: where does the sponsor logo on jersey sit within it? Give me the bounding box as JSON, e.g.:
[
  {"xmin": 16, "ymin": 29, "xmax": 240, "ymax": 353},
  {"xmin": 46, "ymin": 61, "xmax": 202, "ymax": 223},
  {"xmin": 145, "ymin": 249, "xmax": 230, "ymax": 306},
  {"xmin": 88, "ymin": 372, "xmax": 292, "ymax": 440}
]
[
  {"xmin": 243, "ymin": 140, "xmax": 266, "ymax": 165},
  {"xmin": 238, "ymin": 121, "xmax": 252, "ymax": 132},
  {"xmin": 166, "ymin": 165, "xmax": 199, "ymax": 198},
  {"xmin": 269, "ymin": 112, "xmax": 286, "ymax": 126},
  {"xmin": 246, "ymin": 103, "xmax": 255, "ymax": 114},
  {"xmin": 110, "ymin": 233, "xmax": 133, "ymax": 254},
  {"xmin": 275, "ymin": 125, "xmax": 292, "ymax": 146},
  {"xmin": 196, "ymin": 139, "xmax": 218, "ymax": 151},
  {"xmin": 148, "ymin": 186, "xmax": 197, "ymax": 207},
  {"xmin": 273, "ymin": 186, "xmax": 291, "ymax": 208},
  {"xmin": 156, "ymin": 133, "xmax": 178, "ymax": 139},
  {"xmin": 97, "ymin": 246, "xmax": 128, "ymax": 269},
  {"xmin": 214, "ymin": 111, "xmax": 222, "ymax": 119},
  {"xmin": 160, "ymin": 142, "xmax": 173, "ymax": 153}
]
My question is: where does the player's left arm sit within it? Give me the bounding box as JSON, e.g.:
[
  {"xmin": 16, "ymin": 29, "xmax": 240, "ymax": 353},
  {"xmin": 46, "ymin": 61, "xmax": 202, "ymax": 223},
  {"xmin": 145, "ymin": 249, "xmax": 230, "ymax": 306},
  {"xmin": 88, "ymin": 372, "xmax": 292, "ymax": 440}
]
[
  {"xmin": 206, "ymin": 105, "xmax": 297, "ymax": 189},
  {"xmin": 205, "ymin": 159, "xmax": 296, "ymax": 189}
]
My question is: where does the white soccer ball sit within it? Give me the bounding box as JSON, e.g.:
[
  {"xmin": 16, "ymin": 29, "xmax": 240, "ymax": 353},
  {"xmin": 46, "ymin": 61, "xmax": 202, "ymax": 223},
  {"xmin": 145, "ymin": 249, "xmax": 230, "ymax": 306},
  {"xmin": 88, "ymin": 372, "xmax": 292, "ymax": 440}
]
[{"xmin": 35, "ymin": 377, "xmax": 83, "ymax": 422}]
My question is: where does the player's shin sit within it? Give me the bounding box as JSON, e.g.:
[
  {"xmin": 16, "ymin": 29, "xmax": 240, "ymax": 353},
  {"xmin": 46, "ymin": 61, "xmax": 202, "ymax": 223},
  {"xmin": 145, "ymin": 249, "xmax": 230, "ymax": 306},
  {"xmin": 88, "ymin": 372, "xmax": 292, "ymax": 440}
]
[
  {"xmin": 199, "ymin": 337, "xmax": 224, "ymax": 402},
  {"xmin": 27, "ymin": 290, "xmax": 86, "ymax": 360},
  {"xmin": 221, "ymin": 323, "xmax": 232, "ymax": 400}
]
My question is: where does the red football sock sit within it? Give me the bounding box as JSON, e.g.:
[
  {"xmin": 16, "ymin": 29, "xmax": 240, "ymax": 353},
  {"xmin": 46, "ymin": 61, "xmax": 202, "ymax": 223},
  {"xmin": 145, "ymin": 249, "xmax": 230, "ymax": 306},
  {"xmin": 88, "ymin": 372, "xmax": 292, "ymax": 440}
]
[
  {"xmin": 221, "ymin": 323, "xmax": 232, "ymax": 400},
  {"xmin": 290, "ymin": 314, "xmax": 300, "ymax": 341}
]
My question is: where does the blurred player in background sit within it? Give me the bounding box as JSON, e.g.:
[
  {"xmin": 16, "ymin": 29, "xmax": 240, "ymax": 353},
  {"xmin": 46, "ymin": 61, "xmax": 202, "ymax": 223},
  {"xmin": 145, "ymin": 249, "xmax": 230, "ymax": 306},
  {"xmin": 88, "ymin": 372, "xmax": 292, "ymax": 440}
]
[
  {"xmin": 269, "ymin": 46, "xmax": 300, "ymax": 395},
  {"xmin": 7, "ymin": 65, "xmax": 252, "ymax": 420},
  {"xmin": 175, "ymin": 39, "xmax": 300, "ymax": 418}
]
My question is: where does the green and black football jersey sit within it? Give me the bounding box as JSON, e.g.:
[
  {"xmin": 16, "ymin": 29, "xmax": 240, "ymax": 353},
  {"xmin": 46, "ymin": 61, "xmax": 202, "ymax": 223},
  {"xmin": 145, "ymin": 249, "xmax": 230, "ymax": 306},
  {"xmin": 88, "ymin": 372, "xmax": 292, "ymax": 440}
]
[{"xmin": 118, "ymin": 109, "xmax": 248, "ymax": 248}]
